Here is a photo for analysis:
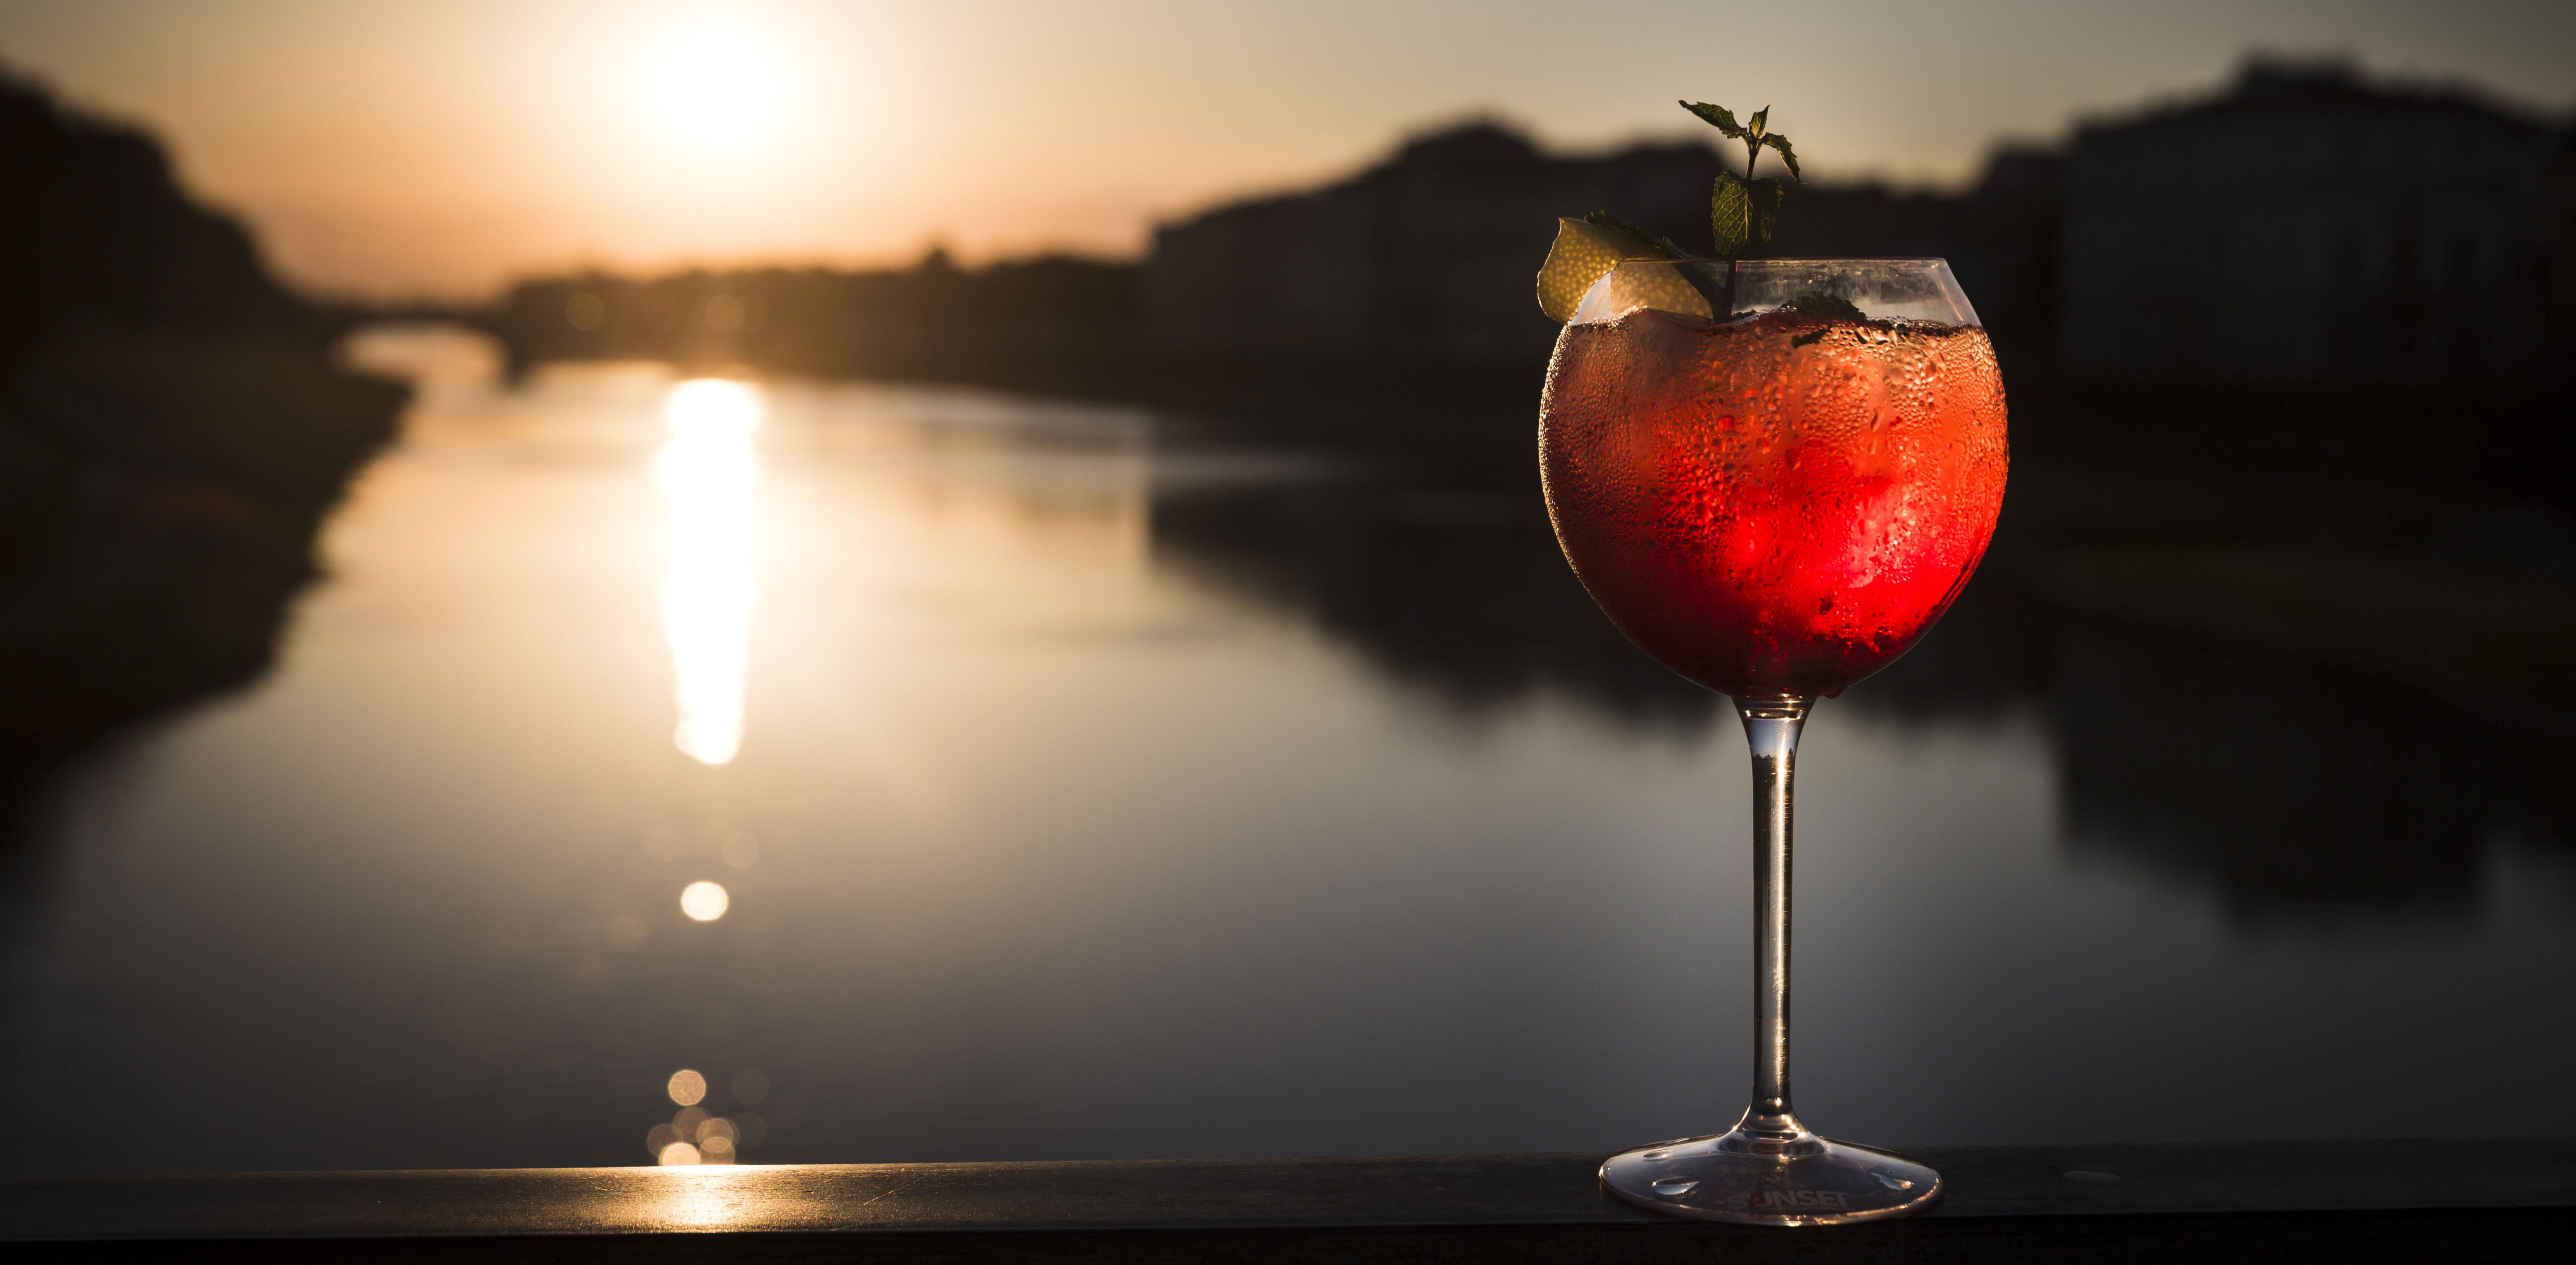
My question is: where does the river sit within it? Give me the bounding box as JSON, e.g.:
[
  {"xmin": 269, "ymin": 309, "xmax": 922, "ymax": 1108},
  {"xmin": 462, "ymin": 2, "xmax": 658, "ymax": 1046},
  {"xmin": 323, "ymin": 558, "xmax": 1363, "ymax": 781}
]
[{"xmin": 2, "ymin": 326, "xmax": 2571, "ymax": 1175}]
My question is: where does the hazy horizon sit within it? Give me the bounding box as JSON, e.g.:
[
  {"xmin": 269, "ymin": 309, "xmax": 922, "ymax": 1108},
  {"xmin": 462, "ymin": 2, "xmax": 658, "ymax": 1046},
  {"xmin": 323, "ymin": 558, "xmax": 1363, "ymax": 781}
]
[{"xmin": 4, "ymin": 0, "xmax": 2570, "ymax": 302}]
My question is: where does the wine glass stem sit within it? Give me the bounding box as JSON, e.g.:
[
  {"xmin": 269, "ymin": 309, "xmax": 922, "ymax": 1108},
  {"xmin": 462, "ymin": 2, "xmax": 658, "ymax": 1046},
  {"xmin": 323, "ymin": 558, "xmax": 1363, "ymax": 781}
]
[{"xmin": 1739, "ymin": 697, "xmax": 1813, "ymax": 1141}]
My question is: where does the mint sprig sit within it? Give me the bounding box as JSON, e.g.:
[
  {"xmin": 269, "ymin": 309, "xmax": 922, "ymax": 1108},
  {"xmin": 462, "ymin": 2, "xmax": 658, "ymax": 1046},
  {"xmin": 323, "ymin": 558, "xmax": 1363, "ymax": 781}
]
[
  {"xmin": 1680, "ymin": 101, "xmax": 1801, "ymax": 261},
  {"xmin": 1552, "ymin": 98, "xmax": 1813, "ymax": 321}
]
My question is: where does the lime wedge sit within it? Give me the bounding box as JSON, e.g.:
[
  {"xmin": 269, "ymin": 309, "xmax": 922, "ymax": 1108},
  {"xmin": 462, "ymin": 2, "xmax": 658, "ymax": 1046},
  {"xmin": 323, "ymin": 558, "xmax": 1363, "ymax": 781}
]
[
  {"xmin": 1582, "ymin": 258, "xmax": 1716, "ymax": 323},
  {"xmin": 1537, "ymin": 218, "xmax": 1712, "ymax": 322},
  {"xmin": 1538, "ymin": 218, "xmax": 1658, "ymax": 322}
]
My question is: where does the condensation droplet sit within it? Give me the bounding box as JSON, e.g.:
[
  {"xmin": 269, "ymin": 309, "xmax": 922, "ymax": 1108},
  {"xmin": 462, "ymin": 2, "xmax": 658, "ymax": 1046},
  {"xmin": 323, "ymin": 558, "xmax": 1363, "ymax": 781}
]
[{"xmin": 1650, "ymin": 1177, "xmax": 1699, "ymax": 1196}]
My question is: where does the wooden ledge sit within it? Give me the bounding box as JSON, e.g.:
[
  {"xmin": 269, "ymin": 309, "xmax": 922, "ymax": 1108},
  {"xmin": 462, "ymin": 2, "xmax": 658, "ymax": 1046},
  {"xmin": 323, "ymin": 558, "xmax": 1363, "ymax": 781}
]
[{"xmin": 5, "ymin": 1138, "xmax": 2571, "ymax": 1261}]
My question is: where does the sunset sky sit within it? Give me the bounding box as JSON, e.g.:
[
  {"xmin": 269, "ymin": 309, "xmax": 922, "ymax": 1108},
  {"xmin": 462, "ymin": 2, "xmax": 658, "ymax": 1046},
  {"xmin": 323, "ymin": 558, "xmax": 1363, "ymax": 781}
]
[{"xmin": 4, "ymin": 0, "xmax": 2569, "ymax": 300}]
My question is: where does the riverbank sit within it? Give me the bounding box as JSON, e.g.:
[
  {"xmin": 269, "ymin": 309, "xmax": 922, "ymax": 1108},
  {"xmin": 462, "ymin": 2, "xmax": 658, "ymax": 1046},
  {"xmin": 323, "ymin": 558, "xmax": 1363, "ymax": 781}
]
[{"xmin": 0, "ymin": 75, "xmax": 407, "ymax": 803}]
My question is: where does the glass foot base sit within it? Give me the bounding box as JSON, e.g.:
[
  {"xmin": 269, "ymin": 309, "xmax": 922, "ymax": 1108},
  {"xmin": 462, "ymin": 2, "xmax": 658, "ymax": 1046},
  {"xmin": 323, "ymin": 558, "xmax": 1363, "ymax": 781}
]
[{"xmin": 1600, "ymin": 1130, "xmax": 1942, "ymax": 1226}]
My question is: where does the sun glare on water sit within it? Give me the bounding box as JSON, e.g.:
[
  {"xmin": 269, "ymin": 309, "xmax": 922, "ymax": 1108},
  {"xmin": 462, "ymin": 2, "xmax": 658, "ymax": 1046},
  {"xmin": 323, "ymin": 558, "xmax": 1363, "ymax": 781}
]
[
  {"xmin": 660, "ymin": 379, "xmax": 762, "ymax": 765},
  {"xmin": 640, "ymin": 12, "xmax": 789, "ymax": 150}
]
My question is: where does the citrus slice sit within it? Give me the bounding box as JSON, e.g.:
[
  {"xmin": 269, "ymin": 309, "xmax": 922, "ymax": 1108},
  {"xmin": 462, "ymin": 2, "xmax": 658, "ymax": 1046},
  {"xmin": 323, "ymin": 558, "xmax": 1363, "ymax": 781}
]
[
  {"xmin": 1578, "ymin": 259, "xmax": 1717, "ymax": 323},
  {"xmin": 1537, "ymin": 218, "xmax": 1654, "ymax": 322},
  {"xmin": 1536, "ymin": 218, "xmax": 1713, "ymax": 322}
]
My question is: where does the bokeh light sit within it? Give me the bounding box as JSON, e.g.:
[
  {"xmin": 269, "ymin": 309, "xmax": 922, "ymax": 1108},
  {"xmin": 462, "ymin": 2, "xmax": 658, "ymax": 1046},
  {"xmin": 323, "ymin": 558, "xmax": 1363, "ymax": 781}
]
[
  {"xmin": 679, "ymin": 880, "xmax": 729, "ymax": 921},
  {"xmin": 647, "ymin": 1082, "xmax": 761, "ymax": 1163}
]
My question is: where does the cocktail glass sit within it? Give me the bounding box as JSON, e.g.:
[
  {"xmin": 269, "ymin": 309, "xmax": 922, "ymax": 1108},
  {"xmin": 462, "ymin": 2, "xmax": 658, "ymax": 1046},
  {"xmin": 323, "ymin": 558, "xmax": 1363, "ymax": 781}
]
[{"xmin": 1541, "ymin": 258, "xmax": 2007, "ymax": 1224}]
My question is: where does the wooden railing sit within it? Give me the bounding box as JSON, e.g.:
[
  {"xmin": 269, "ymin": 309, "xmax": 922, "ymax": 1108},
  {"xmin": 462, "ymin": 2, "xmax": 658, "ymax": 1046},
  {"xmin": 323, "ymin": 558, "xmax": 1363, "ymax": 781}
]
[{"xmin": 5, "ymin": 1138, "xmax": 2570, "ymax": 1261}]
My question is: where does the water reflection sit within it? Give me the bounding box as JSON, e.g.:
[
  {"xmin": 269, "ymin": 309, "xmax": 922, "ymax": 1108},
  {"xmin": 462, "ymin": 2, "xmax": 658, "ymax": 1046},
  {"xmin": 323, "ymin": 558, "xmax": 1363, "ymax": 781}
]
[
  {"xmin": 2045, "ymin": 619, "xmax": 2570, "ymax": 923},
  {"xmin": 0, "ymin": 355, "xmax": 2570, "ymax": 1179},
  {"xmin": 658, "ymin": 379, "xmax": 763, "ymax": 764},
  {"xmin": 1150, "ymin": 479, "xmax": 1720, "ymax": 730},
  {"xmin": 1153, "ymin": 470, "xmax": 2576, "ymax": 926}
]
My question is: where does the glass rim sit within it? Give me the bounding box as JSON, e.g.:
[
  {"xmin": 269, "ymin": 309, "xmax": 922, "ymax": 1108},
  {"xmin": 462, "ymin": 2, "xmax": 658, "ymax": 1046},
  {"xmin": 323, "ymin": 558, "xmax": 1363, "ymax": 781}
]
[
  {"xmin": 1627, "ymin": 256, "xmax": 1956, "ymax": 268},
  {"xmin": 1582, "ymin": 254, "xmax": 1981, "ymax": 327}
]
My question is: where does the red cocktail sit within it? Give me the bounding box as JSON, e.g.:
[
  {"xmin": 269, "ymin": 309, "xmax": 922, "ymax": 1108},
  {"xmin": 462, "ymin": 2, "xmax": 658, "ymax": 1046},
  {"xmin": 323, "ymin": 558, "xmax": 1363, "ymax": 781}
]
[
  {"xmin": 1541, "ymin": 301, "xmax": 2007, "ymax": 699},
  {"xmin": 1548, "ymin": 256, "xmax": 2005, "ymax": 1226}
]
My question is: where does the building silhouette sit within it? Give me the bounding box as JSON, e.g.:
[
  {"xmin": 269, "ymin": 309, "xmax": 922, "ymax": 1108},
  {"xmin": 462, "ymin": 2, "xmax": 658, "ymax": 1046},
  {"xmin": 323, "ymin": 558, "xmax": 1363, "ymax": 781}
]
[
  {"xmin": 1140, "ymin": 59, "xmax": 2573, "ymax": 390},
  {"xmin": 2059, "ymin": 58, "xmax": 2563, "ymax": 387},
  {"xmin": 1141, "ymin": 120, "xmax": 2070, "ymax": 373},
  {"xmin": 1141, "ymin": 123, "xmax": 1715, "ymax": 365}
]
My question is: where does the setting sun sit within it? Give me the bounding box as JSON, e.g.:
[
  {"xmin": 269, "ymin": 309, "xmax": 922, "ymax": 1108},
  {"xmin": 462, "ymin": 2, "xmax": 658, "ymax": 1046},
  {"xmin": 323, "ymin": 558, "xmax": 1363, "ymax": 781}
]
[{"xmin": 639, "ymin": 12, "xmax": 789, "ymax": 150}]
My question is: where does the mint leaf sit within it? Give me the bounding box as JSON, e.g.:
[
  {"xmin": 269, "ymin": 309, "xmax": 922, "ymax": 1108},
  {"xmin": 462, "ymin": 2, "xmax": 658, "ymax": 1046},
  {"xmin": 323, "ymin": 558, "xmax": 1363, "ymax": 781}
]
[
  {"xmin": 1679, "ymin": 101, "xmax": 1747, "ymax": 139},
  {"xmin": 1790, "ymin": 290, "xmax": 1864, "ymax": 321},
  {"xmin": 1690, "ymin": 99, "xmax": 1804, "ymax": 258},
  {"xmin": 1746, "ymin": 178, "xmax": 1784, "ymax": 245},
  {"xmin": 1714, "ymin": 172, "xmax": 1786, "ymax": 260},
  {"xmin": 1762, "ymin": 134, "xmax": 1801, "ymax": 182},
  {"xmin": 1711, "ymin": 172, "xmax": 1753, "ymax": 259}
]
